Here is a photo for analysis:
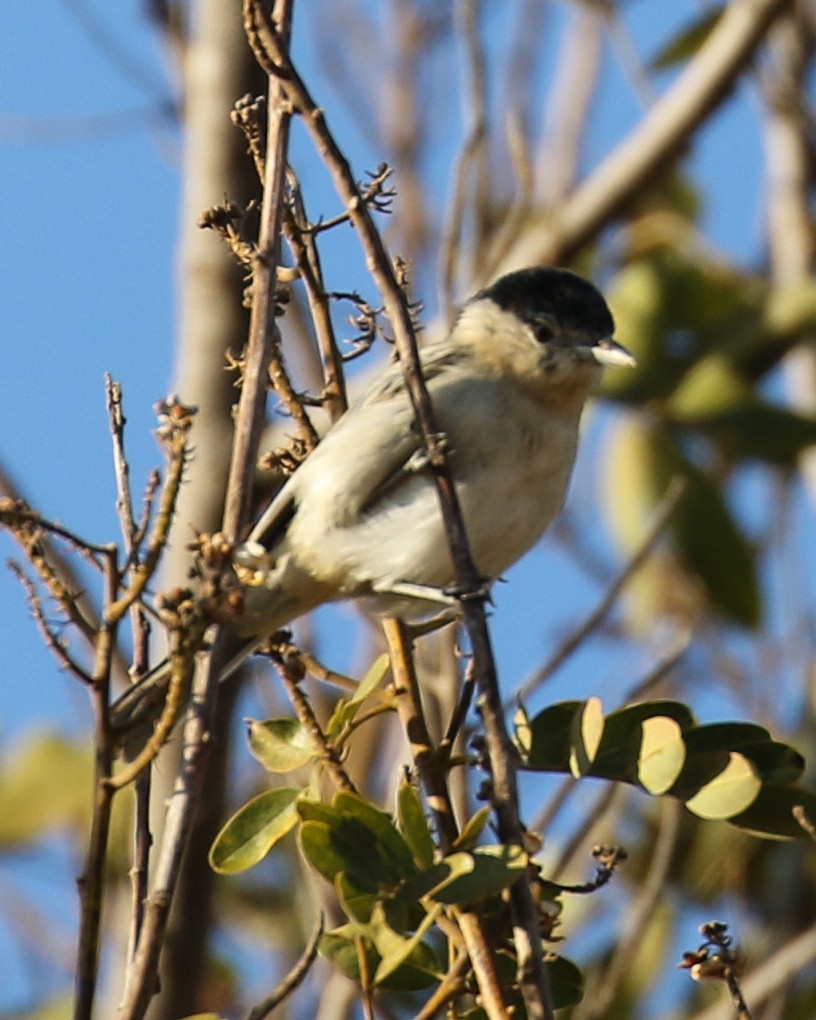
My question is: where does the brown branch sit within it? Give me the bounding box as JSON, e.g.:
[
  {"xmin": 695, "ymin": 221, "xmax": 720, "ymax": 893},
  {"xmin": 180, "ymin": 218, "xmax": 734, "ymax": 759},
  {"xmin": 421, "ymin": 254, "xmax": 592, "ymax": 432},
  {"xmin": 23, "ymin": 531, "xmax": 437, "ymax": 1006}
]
[
  {"xmin": 383, "ymin": 618, "xmax": 509, "ymax": 1020},
  {"xmin": 223, "ymin": 0, "xmax": 296, "ymax": 542},
  {"xmin": 105, "ymin": 398, "xmax": 194, "ymax": 624},
  {"xmin": 107, "ymin": 640, "xmax": 198, "ymax": 790},
  {"xmin": 438, "ymin": 0, "xmax": 489, "ymax": 317},
  {"xmin": 503, "ymin": 0, "xmax": 795, "ymax": 268},
  {"xmin": 74, "ymin": 544, "xmax": 120, "ymax": 1020},
  {"xmin": 0, "ymin": 463, "xmax": 132, "ymax": 680},
  {"xmin": 283, "ymin": 169, "xmax": 348, "ymax": 422},
  {"xmin": 385, "ymin": 618, "xmax": 458, "ymax": 849},
  {"xmin": 273, "ymin": 648, "xmax": 357, "ymax": 793},
  {"xmin": 116, "ymin": 6, "xmax": 296, "ymax": 1017},
  {"xmin": 535, "ymin": 4, "xmax": 604, "ymax": 209},
  {"xmin": 7, "ymin": 560, "xmax": 93, "ymax": 684},
  {"xmin": 249, "ymin": 16, "xmax": 553, "ymax": 1016}
]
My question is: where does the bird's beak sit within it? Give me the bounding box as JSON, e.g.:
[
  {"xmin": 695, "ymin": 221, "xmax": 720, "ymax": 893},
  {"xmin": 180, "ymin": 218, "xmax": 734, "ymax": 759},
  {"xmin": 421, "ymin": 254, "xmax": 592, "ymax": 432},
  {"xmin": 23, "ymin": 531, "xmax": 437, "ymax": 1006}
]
[{"xmin": 591, "ymin": 337, "xmax": 637, "ymax": 369}]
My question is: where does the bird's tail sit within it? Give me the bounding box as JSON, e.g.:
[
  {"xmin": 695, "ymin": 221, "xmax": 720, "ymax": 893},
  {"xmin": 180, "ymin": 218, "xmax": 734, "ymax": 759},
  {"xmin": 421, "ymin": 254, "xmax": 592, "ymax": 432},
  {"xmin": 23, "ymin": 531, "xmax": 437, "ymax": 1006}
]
[{"xmin": 109, "ymin": 634, "xmax": 265, "ymax": 734}]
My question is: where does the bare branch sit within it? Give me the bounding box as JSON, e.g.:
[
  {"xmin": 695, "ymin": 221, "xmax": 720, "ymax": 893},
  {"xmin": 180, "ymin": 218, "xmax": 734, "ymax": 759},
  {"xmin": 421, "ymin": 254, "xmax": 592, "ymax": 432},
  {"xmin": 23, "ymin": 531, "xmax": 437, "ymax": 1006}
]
[
  {"xmin": 246, "ymin": 913, "xmax": 325, "ymax": 1020},
  {"xmin": 7, "ymin": 560, "xmax": 93, "ymax": 684},
  {"xmin": 503, "ymin": 0, "xmax": 796, "ymax": 269}
]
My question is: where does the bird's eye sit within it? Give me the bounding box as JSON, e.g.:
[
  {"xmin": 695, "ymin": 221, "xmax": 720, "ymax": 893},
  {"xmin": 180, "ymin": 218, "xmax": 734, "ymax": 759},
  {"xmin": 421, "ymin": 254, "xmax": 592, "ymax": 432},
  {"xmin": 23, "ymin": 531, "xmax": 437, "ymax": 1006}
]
[{"xmin": 532, "ymin": 317, "xmax": 554, "ymax": 344}]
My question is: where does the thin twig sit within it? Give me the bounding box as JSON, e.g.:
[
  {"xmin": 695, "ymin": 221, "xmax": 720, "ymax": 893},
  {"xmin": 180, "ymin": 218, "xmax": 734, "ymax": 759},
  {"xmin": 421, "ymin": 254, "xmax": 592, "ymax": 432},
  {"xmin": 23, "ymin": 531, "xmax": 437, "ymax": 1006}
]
[
  {"xmin": 514, "ymin": 476, "xmax": 687, "ymax": 706},
  {"xmin": 246, "ymin": 913, "xmax": 324, "ymax": 1020},
  {"xmin": 245, "ymin": 18, "xmax": 556, "ymax": 1015},
  {"xmin": 274, "ymin": 651, "xmax": 357, "ymax": 794},
  {"xmin": 283, "ymin": 168, "xmax": 348, "ymax": 422},
  {"xmin": 105, "ymin": 375, "xmax": 137, "ymax": 552},
  {"xmin": 7, "ymin": 560, "xmax": 93, "ymax": 683},
  {"xmin": 572, "ymin": 799, "xmax": 682, "ymax": 1020},
  {"xmin": 74, "ymin": 544, "xmax": 120, "ymax": 1020},
  {"xmin": 383, "ymin": 619, "xmax": 509, "ymax": 1020},
  {"xmin": 116, "ymin": 6, "xmax": 296, "ymax": 1017},
  {"xmin": 385, "ymin": 618, "xmax": 458, "ymax": 848},
  {"xmin": 412, "ymin": 949, "xmax": 471, "ymax": 1020},
  {"xmin": 223, "ymin": 0, "xmax": 296, "ymax": 542},
  {"xmin": 105, "ymin": 408, "xmax": 192, "ymax": 624},
  {"xmin": 690, "ymin": 923, "xmax": 816, "ymax": 1020}
]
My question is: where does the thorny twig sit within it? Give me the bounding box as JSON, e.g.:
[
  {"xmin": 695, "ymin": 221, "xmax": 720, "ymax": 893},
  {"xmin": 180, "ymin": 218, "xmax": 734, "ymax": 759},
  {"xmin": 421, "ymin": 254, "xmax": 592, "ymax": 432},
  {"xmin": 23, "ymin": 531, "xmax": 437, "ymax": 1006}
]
[
  {"xmin": 116, "ymin": 7, "xmax": 297, "ymax": 1015},
  {"xmin": 249, "ymin": 11, "xmax": 553, "ymax": 1015},
  {"xmin": 270, "ymin": 643, "xmax": 358, "ymax": 793},
  {"xmin": 283, "ymin": 167, "xmax": 348, "ymax": 421},
  {"xmin": 7, "ymin": 560, "xmax": 93, "ymax": 683}
]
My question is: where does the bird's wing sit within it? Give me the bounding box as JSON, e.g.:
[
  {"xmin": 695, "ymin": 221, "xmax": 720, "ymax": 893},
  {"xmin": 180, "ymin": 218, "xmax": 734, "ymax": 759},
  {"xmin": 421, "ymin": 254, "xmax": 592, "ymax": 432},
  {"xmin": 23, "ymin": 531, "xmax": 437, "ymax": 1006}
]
[
  {"xmin": 245, "ymin": 480, "xmax": 298, "ymax": 550},
  {"xmin": 248, "ymin": 342, "xmax": 463, "ymax": 547}
]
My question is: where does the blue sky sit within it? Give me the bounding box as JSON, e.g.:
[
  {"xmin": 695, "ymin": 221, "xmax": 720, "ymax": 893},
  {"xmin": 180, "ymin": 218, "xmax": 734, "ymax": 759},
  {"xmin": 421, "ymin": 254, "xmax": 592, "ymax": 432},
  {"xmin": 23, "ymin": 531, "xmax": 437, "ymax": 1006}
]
[
  {"xmin": 0, "ymin": 2, "xmax": 794, "ymax": 1014},
  {"xmin": 0, "ymin": 1, "xmax": 768, "ymax": 739}
]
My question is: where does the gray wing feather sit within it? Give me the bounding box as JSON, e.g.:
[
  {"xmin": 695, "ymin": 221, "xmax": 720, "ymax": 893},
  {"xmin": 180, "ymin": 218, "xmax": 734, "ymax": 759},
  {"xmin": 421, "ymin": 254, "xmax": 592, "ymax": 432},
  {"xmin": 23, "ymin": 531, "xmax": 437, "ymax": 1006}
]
[{"xmin": 248, "ymin": 342, "xmax": 464, "ymax": 548}]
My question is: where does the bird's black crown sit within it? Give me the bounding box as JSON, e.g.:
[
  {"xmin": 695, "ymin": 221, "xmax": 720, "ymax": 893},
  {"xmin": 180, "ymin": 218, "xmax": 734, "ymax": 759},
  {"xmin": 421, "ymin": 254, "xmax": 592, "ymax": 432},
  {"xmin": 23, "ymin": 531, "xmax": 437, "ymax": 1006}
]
[{"xmin": 479, "ymin": 266, "xmax": 614, "ymax": 342}]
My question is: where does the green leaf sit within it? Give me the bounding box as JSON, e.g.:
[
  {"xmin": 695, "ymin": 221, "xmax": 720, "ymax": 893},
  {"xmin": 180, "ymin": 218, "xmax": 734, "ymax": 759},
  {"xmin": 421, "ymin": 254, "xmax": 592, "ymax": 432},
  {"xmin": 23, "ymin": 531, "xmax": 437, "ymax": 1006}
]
[
  {"xmin": 370, "ymin": 904, "xmax": 443, "ymax": 986},
  {"xmin": 451, "ymin": 806, "xmax": 492, "ymax": 852},
  {"xmin": 729, "ymin": 785, "xmax": 816, "ymax": 839},
  {"xmin": 298, "ymin": 794, "xmax": 418, "ymax": 892},
  {"xmin": 336, "ymin": 871, "xmax": 378, "ymax": 923},
  {"xmin": 638, "ymin": 716, "xmax": 686, "ymax": 795},
  {"xmin": 397, "ymin": 779, "xmax": 435, "ymax": 869},
  {"xmin": 667, "ymin": 442, "xmax": 761, "ymax": 627},
  {"xmin": 569, "ymin": 696, "xmax": 604, "ymax": 778},
  {"xmin": 319, "ymin": 927, "xmax": 378, "ymax": 984},
  {"xmin": 736, "ymin": 741, "xmax": 805, "ymax": 785},
  {"xmin": 686, "ymin": 404, "xmax": 816, "ymax": 466},
  {"xmin": 299, "ymin": 820, "xmax": 378, "ymax": 891},
  {"xmin": 0, "ymin": 732, "xmax": 92, "ymax": 847},
  {"xmin": 333, "ymin": 791, "xmax": 419, "ymax": 880},
  {"xmin": 522, "ymin": 701, "xmax": 586, "ymax": 771},
  {"xmin": 326, "ymin": 654, "xmax": 390, "ymax": 739},
  {"xmin": 683, "ymin": 721, "xmax": 771, "ymax": 751},
  {"xmin": 548, "ymin": 955, "xmax": 585, "ymax": 1010},
  {"xmin": 246, "ymin": 718, "xmax": 318, "ymax": 772},
  {"xmin": 591, "ymin": 701, "xmax": 696, "ymax": 780},
  {"xmin": 320, "ymin": 924, "xmax": 439, "ymax": 991},
  {"xmin": 684, "ymin": 752, "xmax": 761, "ymax": 820},
  {"xmin": 650, "ymin": 8, "xmax": 723, "ymax": 69},
  {"xmin": 401, "ymin": 844, "xmax": 528, "ymax": 906},
  {"xmin": 208, "ymin": 788, "xmax": 300, "ymax": 874}
]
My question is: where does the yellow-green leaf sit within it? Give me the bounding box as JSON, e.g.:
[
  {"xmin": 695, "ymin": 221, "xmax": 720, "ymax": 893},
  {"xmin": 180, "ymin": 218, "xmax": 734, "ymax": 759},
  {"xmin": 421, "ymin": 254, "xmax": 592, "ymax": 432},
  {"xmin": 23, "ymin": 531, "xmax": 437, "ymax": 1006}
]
[
  {"xmin": 209, "ymin": 788, "xmax": 300, "ymax": 874},
  {"xmin": 638, "ymin": 716, "xmax": 686, "ymax": 795},
  {"xmin": 569, "ymin": 696, "xmax": 604, "ymax": 778},
  {"xmin": 397, "ymin": 779, "xmax": 435, "ymax": 869},
  {"xmin": 685, "ymin": 753, "xmax": 761, "ymax": 820},
  {"xmin": 246, "ymin": 718, "xmax": 318, "ymax": 772}
]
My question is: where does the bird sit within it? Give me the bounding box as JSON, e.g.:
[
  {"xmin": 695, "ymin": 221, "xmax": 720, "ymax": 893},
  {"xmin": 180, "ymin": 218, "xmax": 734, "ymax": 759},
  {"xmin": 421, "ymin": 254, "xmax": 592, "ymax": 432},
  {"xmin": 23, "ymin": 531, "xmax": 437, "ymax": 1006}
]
[
  {"xmin": 232, "ymin": 265, "xmax": 633, "ymax": 639},
  {"xmin": 113, "ymin": 265, "xmax": 634, "ymax": 726}
]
